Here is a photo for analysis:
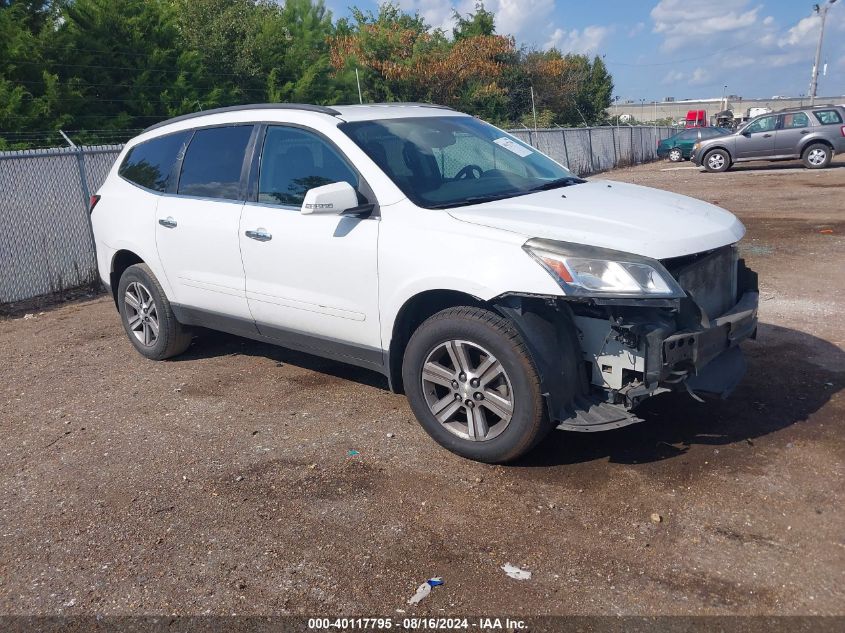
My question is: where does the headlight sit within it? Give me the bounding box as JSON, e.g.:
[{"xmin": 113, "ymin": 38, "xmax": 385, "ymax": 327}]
[
  {"xmin": 523, "ymin": 239, "xmax": 685, "ymax": 298},
  {"xmin": 693, "ymin": 142, "xmax": 700, "ymax": 151}
]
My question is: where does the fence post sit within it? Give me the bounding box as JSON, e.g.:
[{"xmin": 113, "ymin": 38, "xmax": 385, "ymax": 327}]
[
  {"xmin": 587, "ymin": 127, "xmax": 595, "ymax": 174},
  {"xmin": 630, "ymin": 126, "xmax": 635, "ymax": 164},
  {"xmin": 72, "ymin": 147, "xmax": 99, "ymax": 277},
  {"xmin": 561, "ymin": 129, "xmax": 570, "ymax": 170},
  {"xmin": 611, "ymin": 126, "xmax": 618, "ymax": 166},
  {"xmin": 639, "ymin": 127, "xmax": 644, "ymax": 163}
]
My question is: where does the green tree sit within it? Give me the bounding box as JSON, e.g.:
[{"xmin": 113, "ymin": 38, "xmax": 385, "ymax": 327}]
[{"xmin": 453, "ymin": 2, "xmax": 495, "ymax": 40}]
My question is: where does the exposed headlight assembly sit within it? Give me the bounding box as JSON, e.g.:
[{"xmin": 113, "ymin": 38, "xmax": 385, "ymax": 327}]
[{"xmin": 523, "ymin": 238, "xmax": 685, "ymax": 298}]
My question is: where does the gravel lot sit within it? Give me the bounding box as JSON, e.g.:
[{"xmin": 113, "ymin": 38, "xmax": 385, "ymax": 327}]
[{"xmin": 1, "ymin": 156, "xmax": 843, "ymax": 618}]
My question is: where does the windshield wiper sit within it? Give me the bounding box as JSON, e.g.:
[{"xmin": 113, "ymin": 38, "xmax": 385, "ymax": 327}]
[
  {"xmin": 528, "ymin": 177, "xmax": 585, "ymax": 192},
  {"xmin": 428, "ymin": 193, "xmax": 519, "ymax": 209}
]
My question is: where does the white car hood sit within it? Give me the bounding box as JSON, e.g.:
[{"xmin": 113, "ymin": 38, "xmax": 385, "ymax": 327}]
[{"xmin": 447, "ymin": 180, "xmax": 745, "ymax": 260}]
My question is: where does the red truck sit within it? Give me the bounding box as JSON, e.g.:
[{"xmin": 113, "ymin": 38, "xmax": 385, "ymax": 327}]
[{"xmin": 685, "ymin": 109, "xmax": 707, "ymax": 127}]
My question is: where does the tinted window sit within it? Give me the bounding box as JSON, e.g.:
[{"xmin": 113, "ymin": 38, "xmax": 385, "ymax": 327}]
[
  {"xmin": 178, "ymin": 126, "xmax": 253, "ymax": 200},
  {"xmin": 119, "ymin": 131, "xmax": 189, "ymax": 192},
  {"xmin": 258, "ymin": 126, "xmax": 358, "ymax": 206},
  {"xmin": 782, "ymin": 112, "xmax": 810, "ymax": 128},
  {"xmin": 813, "ymin": 109, "xmax": 843, "ymax": 125},
  {"xmin": 746, "ymin": 116, "xmax": 777, "ymax": 134},
  {"xmin": 676, "ymin": 130, "xmax": 697, "ymax": 140},
  {"xmin": 701, "ymin": 128, "xmax": 729, "ymax": 138}
]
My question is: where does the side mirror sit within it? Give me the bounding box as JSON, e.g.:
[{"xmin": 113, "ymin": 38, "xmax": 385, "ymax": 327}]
[{"xmin": 300, "ymin": 182, "xmax": 359, "ymax": 216}]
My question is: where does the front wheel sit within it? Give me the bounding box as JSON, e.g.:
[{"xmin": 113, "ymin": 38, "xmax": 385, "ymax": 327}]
[
  {"xmin": 802, "ymin": 143, "xmax": 832, "ymax": 169},
  {"xmin": 703, "ymin": 149, "xmax": 730, "ymax": 173},
  {"xmin": 117, "ymin": 263, "xmax": 192, "ymax": 360},
  {"xmin": 668, "ymin": 148, "xmax": 683, "ymax": 162},
  {"xmin": 402, "ymin": 307, "xmax": 549, "ymax": 463}
]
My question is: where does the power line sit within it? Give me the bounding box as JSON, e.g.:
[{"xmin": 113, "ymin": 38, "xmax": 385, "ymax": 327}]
[{"xmin": 10, "ymin": 58, "xmax": 282, "ymax": 79}]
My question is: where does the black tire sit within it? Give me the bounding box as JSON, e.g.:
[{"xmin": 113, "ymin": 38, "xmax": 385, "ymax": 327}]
[
  {"xmin": 402, "ymin": 306, "xmax": 549, "ymax": 463},
  {"xmin": 802, "ymin": 142, "xmax": 832, "ymax": 169},
  {"xmin": 117, "ymin": 263, "xmax": 192, "ymax": 360},
  {"xmin": 703, "ymin": 148, "xmax": 730, "ymax": 172},
  {"xmin": 668, "ymin": 148, "xmax": 683, "ymax": 162}
]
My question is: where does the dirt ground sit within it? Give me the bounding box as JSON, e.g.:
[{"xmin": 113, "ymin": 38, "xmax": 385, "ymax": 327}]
[{"xmin": 1, "ymin": 156, "xmax": 843, "ymax": 619}]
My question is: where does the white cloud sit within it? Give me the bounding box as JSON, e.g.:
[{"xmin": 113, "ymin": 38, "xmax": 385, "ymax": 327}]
[
  {"xmin": 651, "ymin": 0, "xmax": 760, "ymax": 51},
  {"xmin": 689, "ymin": 67, "xmax": 710, "ymax": 86},
  {"xmin": 780, "ymin": 14, "xmax": 820, "ymax": 47},
  {"xmin": 651, "ymin": 0, "xmax": 845, "ymax": 96},
  {"xmin": 396, "ymin": 0, "xmax": 557, "ymax": 44},
  {"xmin": 662, "ymin": 69, "xmax": 685, "ymax": 84},
  {"xmin": 628, "ymin": 21, "xmax": 645, "ymax": 37},
  {"xmin": 545, "ymin": 25, "xmax": 611, "ymax": 54}
]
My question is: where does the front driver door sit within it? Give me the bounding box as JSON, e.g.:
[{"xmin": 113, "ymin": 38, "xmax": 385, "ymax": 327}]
[
  {"xmin": 239, "ymin": 125, "xmax": 382, "ymax": 368},
  {"xmin": 735, "ymin": 115, "xmax": 777, "ymax": 159}
]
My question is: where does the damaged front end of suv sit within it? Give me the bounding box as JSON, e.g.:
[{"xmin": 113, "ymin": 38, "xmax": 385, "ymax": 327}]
[{"xmin": 495, "ymin": 239, "xmax": 759, "ymax": 432}]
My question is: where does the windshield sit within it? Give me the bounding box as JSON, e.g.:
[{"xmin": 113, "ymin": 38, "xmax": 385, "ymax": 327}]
[{"xmin": 339, "ymin": 116, "xmax": 582, "ymax": 209}]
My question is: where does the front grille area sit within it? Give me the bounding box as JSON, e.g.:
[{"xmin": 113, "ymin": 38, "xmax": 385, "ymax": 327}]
[{"xmin": 662, "ymin": 245, "xmax": 738, "ymax": 320}]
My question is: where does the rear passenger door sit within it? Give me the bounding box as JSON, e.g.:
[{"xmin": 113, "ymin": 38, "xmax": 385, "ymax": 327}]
[
  {"xmin": 239, "ymin": 125, "xmax": 381, "ymax": 365},
  {"xmin": 774, "ymin": 111, "xmax": 810, "ymax": 156},
  {"xmin": 155, "ymin": 125, "xmax": 255, "ymax": 321},
  {"xmin": 736, "ymin": 115, "xmax": 777, "ymax": 159}
]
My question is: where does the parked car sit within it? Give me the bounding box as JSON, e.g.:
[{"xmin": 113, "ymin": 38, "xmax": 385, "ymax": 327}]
[
  {"xmin": 658, "ymin": 127, "xmax": 731, "ymax": 162},
  {"xmin": 692, "ymin": 105, "xmax": 845, "ymax": 172},
  {"xmin": 91, "ymin": 103, "xmax": 758, "ymax": 463}
]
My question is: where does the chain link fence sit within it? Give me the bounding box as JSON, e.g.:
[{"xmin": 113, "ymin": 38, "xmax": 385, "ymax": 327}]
[
  {"xmin": 0, "ymin": 145, "xmax": 122, "ymax": 304},
  {"xmin": 508, "ymin": 126, "xmax": 675, "ymax": 175},
  {"xmin": 0, "ymin": 126, "xmax": 674, "ymax": 305}
]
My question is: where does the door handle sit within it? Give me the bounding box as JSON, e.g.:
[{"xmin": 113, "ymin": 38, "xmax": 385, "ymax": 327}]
[
  {"xmin": 158, "ymin": 217, "xmax": 177, "ymax": 229},
  {"xmin": 800, "ymin": 130, "xmax": 810, "ymax": 134},
  {"xmin": 763, "ymin": 133, "xmax": 772, "ymax": 138},
  {"xmin": 245, "ymin": 228, "xmax": 272, "ymax": 242}
]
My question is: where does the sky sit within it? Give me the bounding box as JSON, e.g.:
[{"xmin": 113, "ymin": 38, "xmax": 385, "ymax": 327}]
[{"xmin": 322, "ymin": 0, "xmax": 845, "ymax": 102}]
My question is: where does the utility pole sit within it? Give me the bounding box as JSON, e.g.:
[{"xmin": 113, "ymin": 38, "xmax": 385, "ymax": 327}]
[
  {"xmin": 809, "ymin": 0, "xmax": 838, "ymax": 105},
  {"xmin": 355, "ymin": 68, "xmax": 363, "ymax": 104},
  {"xmin": 530, "ymin": 85, "xmax": 538, "ymax": 131}
]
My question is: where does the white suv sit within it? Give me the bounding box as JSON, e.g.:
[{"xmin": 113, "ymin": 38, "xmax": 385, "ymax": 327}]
[{"xmin": 91, "ymin": 103, "xmax": 759, "ymax": 463}]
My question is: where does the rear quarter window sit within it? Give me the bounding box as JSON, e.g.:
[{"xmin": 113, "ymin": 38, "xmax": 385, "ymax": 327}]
[
  {"xmin": 118, "ymin": 131, "xmax": 190, "ymax": 192},
  {"xmin": 813, "ymin": 110, "xmax": 843, "ymax": 125}
]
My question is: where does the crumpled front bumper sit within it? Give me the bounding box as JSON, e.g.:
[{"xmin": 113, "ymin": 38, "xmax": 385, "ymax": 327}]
[{"xmin": 661, "ymin": 291, "xmax": 758, "ymax": 397}]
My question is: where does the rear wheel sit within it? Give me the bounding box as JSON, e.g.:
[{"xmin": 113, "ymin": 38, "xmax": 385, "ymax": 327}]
[
  {"xmin": 402, "ymin": 307, "xmax": 550, "ymax": 463},
  {"xmin": 117, "ymin": 263, "xmax": 192, "ymax": 360},
  {"xmin": 703, "ymin": 148, "xmax": 730, "ymax": 173},
  {"xmin": 802, "ymin": 143, "xmax": 832, "ymax": 169},
  {"xmin": 668, "ymin": 148, "xmax": 683, "ymax": 162}
]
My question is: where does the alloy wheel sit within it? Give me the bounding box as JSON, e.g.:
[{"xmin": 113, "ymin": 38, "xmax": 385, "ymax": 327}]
[
  {"xmin": 421, "ymin": 339, "xmax": 514, "ymax": 441},
  {"xmin": 707, "ymin": 153, "xmax": 725, "ymax": 170},
  {"xmin": 124, "ymin": 281, "xmax": 159, "ymax": 347},
  {"xmin": 808, "ymin": 148, "xmax": 827, "ymax": 166}
]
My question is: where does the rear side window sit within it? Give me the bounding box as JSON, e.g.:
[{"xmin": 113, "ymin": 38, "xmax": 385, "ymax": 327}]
[
  {"xmin": 118, "ymin": 131, "xmax": 189, "ymax": 192},
  {"xmin": 178, "ymin": 126, "xmax": 253, "ymax": 200},
  {"xmin": 813, "ymin": 110, "xmax": 843, "ymax": 125},
  {"xmin": 782, "ymin": 112, "xmax": 809, "ymax": 128}
]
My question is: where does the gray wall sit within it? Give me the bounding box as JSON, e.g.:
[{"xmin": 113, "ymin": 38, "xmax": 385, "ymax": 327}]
[
  {"xmin": 0, "ymin": 126, "xmax": 674, "ymax": 305},
  {"xmin": 614, "ymin": 96, "xmax": 845, "ymax": 123}
]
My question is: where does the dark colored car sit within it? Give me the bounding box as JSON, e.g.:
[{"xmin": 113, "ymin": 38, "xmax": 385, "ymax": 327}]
[
  {"xmin": 658, "ymin": 127, "xmax": 731, "ymax": 162},
  {"xmin": 692, "ymin": 105, "xmax": 845, "ymax": 172}
]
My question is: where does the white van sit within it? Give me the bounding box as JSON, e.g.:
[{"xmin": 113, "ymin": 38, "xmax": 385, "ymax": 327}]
[{"xmin": 91, "ymin": 103, "xmax": 758, "ymax": 463}]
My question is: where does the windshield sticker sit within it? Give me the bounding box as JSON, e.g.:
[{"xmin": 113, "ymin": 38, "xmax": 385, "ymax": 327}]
[{"xmin": 493, "ymin": 137, "xmax": 533, "ymax": 157}]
